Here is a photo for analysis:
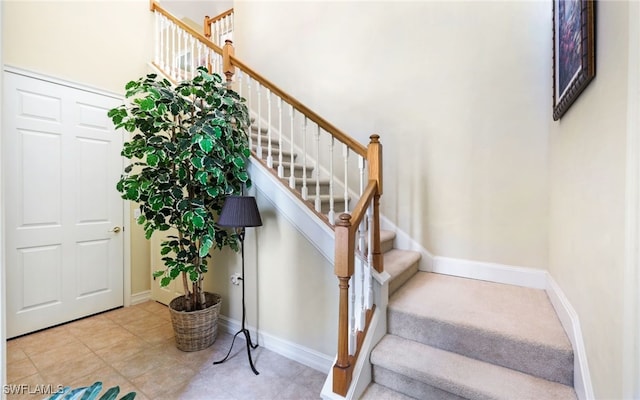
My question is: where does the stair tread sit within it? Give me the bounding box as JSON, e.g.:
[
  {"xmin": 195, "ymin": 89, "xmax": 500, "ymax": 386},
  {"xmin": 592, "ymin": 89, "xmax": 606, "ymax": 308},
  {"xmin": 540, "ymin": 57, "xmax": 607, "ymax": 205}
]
[
  {"xmin": 360, "ymin": 383, "xmax": 416, "ymax": 400},
  {"xmin": 371, "ymin": 334, "xmax": 577, "ymax": 400},
  {"xmin": 384, "ymin": 249, "xmax": 421, "ymax": 281},
  {"xmin": 389, "ymin": 272, "xmax": 572, "ymax": 351}
]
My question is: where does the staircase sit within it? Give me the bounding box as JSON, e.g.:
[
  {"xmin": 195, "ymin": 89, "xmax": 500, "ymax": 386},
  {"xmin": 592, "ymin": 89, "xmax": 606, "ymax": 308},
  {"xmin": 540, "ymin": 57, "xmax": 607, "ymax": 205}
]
[
  {"xmin": 251, "ymin": 123, "xmax": 578, "ymax": 399},
  {"xmin": 149, "ymin": 5, "xmax": 579, "ymax": 398},
  {"xmin": 361, "ymin": 268, "xmax": 577, "ymax": 399}
]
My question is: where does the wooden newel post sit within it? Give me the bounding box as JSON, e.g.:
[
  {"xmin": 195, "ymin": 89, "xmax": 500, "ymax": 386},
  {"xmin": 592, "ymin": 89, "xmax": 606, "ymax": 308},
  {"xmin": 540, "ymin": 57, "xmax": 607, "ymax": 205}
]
[
  {"xmin": 222, "ymin": 39, "xmax": 235, "ymax": 88},
  {"xmin": 333, "ymin": 213, "xmax": 354, "ymax": 396},
  {"xmin": 368, "ymin": 134, "xmax": 384, "ymax": 273},
  {"xmin": 203, "ymin": 16, "xmax": 212, "ymax": 39}
]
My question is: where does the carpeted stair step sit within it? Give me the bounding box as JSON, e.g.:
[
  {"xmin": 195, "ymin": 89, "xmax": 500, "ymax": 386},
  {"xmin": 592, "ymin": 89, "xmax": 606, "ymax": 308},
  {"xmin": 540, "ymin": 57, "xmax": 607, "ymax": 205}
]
[
  {"xmin": 380, "ymin": 230, "xmax": 395, "ymax": 254},
  {"xmin": 385, "ymin": 249, "xmax": 420, "ymax": 296},
  {"xmin": 250, "ymin": 129, "xmax": 281, "ymax": 148},
  {"xmin": 253, "ymin": 145, "xmax": 296, "ymax": 162},
  {"xmin": 272, "ymin": 160, "xmax": 314, "ymax": 178},
  {"xmin": 284, "ymin": 177, "xmax": 332, "ymax": 196},
  {"xmin": 371, "ymin": 334, "xmax": 577, "ymax": 400},
  {"xmin": 304, "ymin": 194, "xmax": 348, "ymax": 215},
  {"xmin": 360, "ymin": 382, "xmax": 417, "ymax": 400},
  {"xmin": 387, "ymin": 272, "xmax": 574, "ymax": 386}
]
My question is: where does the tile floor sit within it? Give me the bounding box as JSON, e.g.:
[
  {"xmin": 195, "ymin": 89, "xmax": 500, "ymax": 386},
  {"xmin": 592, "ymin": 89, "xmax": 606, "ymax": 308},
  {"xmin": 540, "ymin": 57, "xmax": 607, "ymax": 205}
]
[{"xmin": 6, "ymin": 301, "xmax": 327, "ymax": 399}]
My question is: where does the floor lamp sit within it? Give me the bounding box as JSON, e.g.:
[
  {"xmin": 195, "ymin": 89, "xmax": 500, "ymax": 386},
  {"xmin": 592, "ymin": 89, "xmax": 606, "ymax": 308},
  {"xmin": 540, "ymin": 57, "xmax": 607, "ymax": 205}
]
[{"xmin": 213, "ymin": 195, "xmax": 263, "ymax": 375}]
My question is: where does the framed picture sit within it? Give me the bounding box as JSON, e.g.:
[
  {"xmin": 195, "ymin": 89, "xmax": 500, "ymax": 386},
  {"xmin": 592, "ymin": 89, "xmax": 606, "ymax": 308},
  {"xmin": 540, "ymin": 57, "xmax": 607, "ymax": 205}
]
[{"xmin": 552, "ymin": 0, "xmax": 596, "ymax": 120}]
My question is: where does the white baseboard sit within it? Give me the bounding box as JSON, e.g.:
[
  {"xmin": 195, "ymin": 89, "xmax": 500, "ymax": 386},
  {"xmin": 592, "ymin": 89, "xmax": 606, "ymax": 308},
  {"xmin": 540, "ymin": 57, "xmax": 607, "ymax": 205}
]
[
  {"xmin": 546, "ymin": 276, "xmax": 594, "ymax": 400},
  {"xmin": 130, "ymin": 290, "xmax": 151, "ymax": 305},
  {"xmin": 432, "ymin": 256, "xmax": 548, "ymax": 290},
  {"xmin": 218, "ymin": 315, "xmax": 334, "ymax": 374}
]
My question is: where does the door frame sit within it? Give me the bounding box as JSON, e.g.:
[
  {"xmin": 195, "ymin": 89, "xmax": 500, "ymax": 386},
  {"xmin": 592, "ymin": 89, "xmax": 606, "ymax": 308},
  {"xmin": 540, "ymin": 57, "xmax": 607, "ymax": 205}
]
[{"xmin": 0, "ymin": 65, "xmax": 131, "ymax": 374}]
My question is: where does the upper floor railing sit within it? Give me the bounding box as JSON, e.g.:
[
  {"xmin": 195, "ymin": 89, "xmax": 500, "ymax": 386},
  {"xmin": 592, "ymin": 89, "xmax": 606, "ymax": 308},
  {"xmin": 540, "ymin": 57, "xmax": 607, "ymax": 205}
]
[
  {"xmin": 204, "ymin": 8, "xmax": 233, "ymax": 48},
  {"xmin": 148, "ymin": 2, "xmax": 383, "ymax": 396}
]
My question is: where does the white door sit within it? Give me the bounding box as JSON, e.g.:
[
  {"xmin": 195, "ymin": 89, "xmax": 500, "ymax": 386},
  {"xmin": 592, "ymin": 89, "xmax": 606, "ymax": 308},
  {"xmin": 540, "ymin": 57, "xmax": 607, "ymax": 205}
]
[{"xmin": 4, "ymin": 70, "xmax": 125, "ymax": 338}]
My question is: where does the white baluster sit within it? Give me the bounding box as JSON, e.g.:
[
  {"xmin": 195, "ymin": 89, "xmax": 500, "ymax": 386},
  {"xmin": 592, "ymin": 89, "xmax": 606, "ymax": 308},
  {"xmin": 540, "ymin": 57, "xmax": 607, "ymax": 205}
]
[
  {"xmin": 171, "ymin": 23, "xmax": 177, "ymax": 80},
  {"xmin": 358, "ymin": 218, "xmax": 366, "ymax": 330},
  {"xmin": 247, "ymin": 78, "xmax": 253, "ymax": 152},
  {"xmin": 179, "ymin": 29, "xmax": 186, "ymax": 80},
  {"xmin": 278, "ymin": 98, "xmax": 284, "ymax": 178},
  {"xmin": 196, "ymin": 43, "xmax": 202, "ymax": 73},
  {"xmin": 359, "ymin": 155, "xmax": 365, "ymax": 196},
  {"xmin": 314, "ymin": 126, "xmax": 321, "ymax": 213},
  {"xmin": 343, "ymin": 144, "xmax": 349, "ymax": 213},
  {"xmin": 154, "ymin": 12, "xmax": 159, "ymax": 67},
  {"xmin": 366, "ymin": 202, "xmax": 374, "ymax": 310},
  {"xmin": 288, "ymin": 105, "xmax": 296, "ymax": 189},
  {"xmin": 230, "ymin": 13, "xmax": 234, "ymax": 40},
  {"xmin": 266, "ymin": 89, "xmax": 273, "ymax": 168},
  {"xmin": 189, "ymin": 36, "xmax": 195, "ymax": 79},
  {"xmin": 257, "ymin": 84, "xmax": 263, "ymax": 159},
  {"xmin": 301, "ymin": 117, "xmax": 308, "ymax": 200},
  {"xmin": 328, "ymin": 137, "xmax": 335, "ymax": 224},
  {"xmin": 349, "ymin": 268, "xmax": 357, "ymax": 355},
  {"xmin": 214, "ymin": 21, "xmax": 220, "ymax": 47}
]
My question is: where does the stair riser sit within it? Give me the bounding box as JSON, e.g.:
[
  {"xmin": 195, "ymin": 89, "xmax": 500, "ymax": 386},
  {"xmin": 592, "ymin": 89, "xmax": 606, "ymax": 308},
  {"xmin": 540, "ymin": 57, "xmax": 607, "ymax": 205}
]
[
  {"xmin": 278, "ymin": 165, "xmax": 314, "ymax": 179},
  {"xmin": 389, "ymin": 262, "xmax": 418, "ymax": 296},
  {"xmin": 373, "ymin": 366, "xmax": 466, "ymax": 400},
  {"xmin": 387, "ymin": 310, "xmax": 574, "ymax": 386},
  {"xmin": 253, "ymin": 147, "xmax": 295, "ymax": 161},
  {"xmin": 285, "ymin": 181, "xmax": 332, "ymax": 196}
]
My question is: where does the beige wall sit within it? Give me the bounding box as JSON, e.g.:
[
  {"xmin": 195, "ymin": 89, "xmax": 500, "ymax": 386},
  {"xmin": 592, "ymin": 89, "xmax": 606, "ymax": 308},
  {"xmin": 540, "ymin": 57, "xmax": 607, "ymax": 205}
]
[
  {"xmin": 234, "ymin": 1, "xmax": 551, "ymax": 269},
  {"xmin": 2, "ymin": 1, "xmax": 155, "ymax": 296},
  {"xmin": 204, "ymin": 190, "xmax": 338, "ymax": 356},
  {"xmin": 548, "ymin": 2, "xmax": 630, "ymax": 399}
]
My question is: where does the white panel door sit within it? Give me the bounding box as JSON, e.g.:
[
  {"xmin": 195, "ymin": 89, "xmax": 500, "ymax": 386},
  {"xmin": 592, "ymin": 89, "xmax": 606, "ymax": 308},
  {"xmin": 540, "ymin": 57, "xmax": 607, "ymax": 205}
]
[{"xmin": 4, "ymin": 71, "xmax": 124, "ymax": 338}]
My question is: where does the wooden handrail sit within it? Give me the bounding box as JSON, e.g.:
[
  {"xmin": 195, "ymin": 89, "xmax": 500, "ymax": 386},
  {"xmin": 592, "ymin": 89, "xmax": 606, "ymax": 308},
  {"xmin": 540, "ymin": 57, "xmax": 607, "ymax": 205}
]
[
  {"xmin": 348, "ymin": 180, "xmax": 378, "ymax": 228},
  {"xmin": 204, "ymin": 8, "xmax": 234, "ymax": 39}
]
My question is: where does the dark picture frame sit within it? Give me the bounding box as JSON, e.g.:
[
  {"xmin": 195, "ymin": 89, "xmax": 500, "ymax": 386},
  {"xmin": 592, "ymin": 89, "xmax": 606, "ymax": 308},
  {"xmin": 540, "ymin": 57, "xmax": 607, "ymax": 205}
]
[{"xmin": 552, "ymin": 0, "xmax": 596, "ymax": 120}]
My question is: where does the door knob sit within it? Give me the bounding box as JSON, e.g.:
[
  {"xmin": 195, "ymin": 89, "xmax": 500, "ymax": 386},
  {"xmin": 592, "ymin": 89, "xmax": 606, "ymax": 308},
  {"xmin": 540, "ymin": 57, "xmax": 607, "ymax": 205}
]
[{"xmin": 109, "ymin": 226, "xmax": 122, "ymax": 233}]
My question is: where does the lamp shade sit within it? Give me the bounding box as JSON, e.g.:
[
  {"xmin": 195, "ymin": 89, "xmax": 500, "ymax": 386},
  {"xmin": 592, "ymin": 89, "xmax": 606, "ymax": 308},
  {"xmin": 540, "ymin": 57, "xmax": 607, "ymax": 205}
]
[{"xmin": 217, "ymin": 196, "xmax": 263, "ymax": 228}]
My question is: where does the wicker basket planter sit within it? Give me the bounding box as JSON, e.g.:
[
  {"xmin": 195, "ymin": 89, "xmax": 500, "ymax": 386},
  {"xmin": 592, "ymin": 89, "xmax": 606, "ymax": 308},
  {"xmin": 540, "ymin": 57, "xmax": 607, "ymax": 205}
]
[{"xmin": 169, "ymin": 292, "xmax": 222, "ymax": 352}]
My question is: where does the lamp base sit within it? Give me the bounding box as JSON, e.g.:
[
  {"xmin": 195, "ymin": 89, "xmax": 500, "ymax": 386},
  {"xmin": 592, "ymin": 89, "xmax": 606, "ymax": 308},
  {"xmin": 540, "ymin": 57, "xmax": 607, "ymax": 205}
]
[{"xmin": 213, "ymin": 327, "xmax": 259, "ymax": 375}]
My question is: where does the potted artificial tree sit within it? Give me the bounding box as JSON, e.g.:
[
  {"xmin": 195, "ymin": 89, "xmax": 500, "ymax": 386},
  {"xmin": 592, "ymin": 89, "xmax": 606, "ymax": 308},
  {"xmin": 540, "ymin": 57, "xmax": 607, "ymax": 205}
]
[{"xmin": 108, "ymin": 67, "xmax": 251, "ymax": 351}]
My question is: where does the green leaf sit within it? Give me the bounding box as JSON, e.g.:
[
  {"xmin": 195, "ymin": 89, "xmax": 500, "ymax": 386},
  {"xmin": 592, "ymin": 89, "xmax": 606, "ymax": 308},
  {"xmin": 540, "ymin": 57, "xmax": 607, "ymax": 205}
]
[
  {"xmin": 140, "ymin": 97, "xmax": 155, "ymax": 111},
  {"xmin": 146, "ymin": 153, "xmax": 159, "ymax": 167},
  {"xmin": 119, "ymin": 392, "xmax": 137, "ymax": 400},
  {"xmin": 97, "ymin": 386, "xmax": 120, "ymax": 400},
  {"xmin": 199, "ymin": 136, "xmax": 214, "ymax": 153},
  {"xmin": 233, "ymin": 157, "xmax": 245, "ymax": 168},
  {"xmin": 206, "ymin": 187, "xmax": 219, "ymax": 198},
  {"xmin": 195, "ymin": 171, "xmax": 208, "ymax": 185},
  {"xmin": 160, "ymin": 277, "xmax": 172, "ymax": 287},
  {"xmin": 79, "ymin": 382, "xmax": 103, "ymax": 400},
  {"xmin": 192, "ymin": 214, "xmax": 205, "ymax": 229},
  {"xmin": 199, "ymin": 237, "xmax": 213, "ymax": 257},
  {"xmin": 152, "ymin": 270, "xmax": 165, "ymax": 278},
  {"xmin": 191, "ymin": 157, "xmax": 204, "ymax": 169},
  {"xmin": 189, "ymin": 270, "xmax": 198, "ymax": 282}
]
